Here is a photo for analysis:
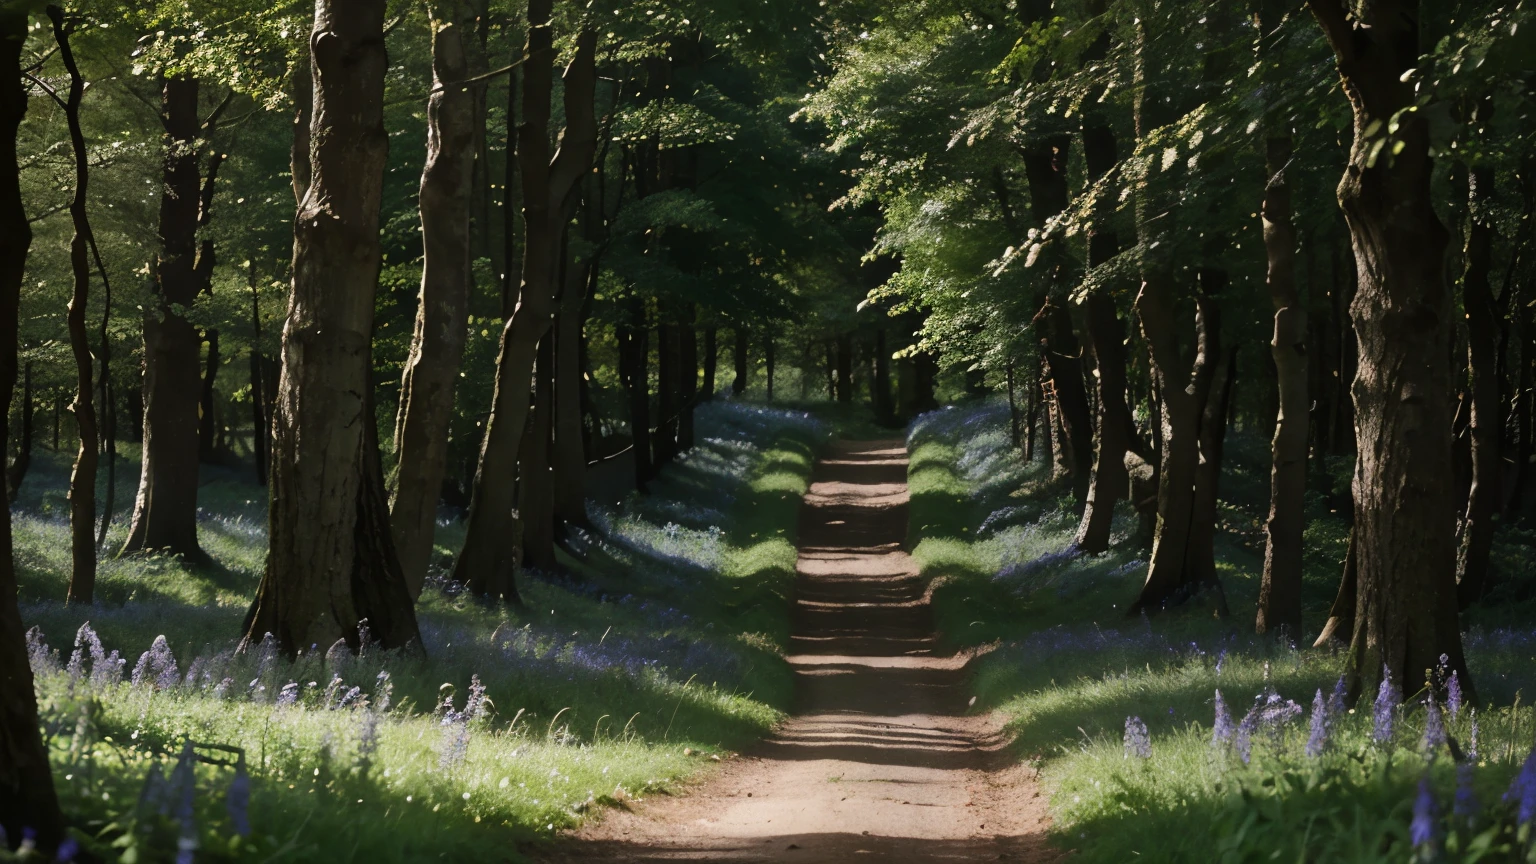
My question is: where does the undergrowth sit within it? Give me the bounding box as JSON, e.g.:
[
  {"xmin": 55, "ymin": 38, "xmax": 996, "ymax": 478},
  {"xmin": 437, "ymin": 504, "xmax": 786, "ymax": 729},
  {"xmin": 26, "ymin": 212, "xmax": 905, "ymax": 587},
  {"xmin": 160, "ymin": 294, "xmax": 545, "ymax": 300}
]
[
  {"xmin": 14, "ymin": 400, "xmax": 830, "ymax": 863},
  {"xmin": 908, "ymin": 399, "xmax": 1536, "ymax": 863}
]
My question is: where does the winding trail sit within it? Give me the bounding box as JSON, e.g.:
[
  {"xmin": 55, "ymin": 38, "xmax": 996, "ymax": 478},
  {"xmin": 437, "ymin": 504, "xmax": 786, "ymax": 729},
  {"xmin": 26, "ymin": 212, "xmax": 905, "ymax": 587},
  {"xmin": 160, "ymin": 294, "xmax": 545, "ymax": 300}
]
[{"xmin": 545, "ymin": 440, "xmax": 1058, "ymax": 862}]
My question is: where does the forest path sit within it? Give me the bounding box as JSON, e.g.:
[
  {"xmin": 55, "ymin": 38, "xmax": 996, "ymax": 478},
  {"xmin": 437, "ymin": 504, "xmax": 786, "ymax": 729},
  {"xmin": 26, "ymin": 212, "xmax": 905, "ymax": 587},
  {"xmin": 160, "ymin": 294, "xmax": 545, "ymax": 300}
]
[{"xmin": 540, "ymin": 440, "xmax": 1059, "ymax": 863}]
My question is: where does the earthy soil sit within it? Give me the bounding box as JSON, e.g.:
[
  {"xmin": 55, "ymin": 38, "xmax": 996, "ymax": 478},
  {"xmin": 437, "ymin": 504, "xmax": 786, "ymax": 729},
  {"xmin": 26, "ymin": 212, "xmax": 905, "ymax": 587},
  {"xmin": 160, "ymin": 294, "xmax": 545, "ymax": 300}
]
[{"xmin": 536, "ymin": 441, "xmax": 1060, "ymax": 863}]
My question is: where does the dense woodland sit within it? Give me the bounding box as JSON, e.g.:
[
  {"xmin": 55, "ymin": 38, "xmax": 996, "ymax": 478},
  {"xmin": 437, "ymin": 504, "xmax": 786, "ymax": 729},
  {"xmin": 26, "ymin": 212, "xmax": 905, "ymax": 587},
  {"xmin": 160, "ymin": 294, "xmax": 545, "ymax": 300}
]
[{"xmin": 2, "ymin": 0, "xmax": 1536, "ymax": 859}]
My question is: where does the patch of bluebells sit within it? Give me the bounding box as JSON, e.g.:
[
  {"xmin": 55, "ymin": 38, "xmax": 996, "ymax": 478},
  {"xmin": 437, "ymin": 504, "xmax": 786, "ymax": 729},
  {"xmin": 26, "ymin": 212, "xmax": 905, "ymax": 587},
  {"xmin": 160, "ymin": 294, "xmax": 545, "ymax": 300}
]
[
  {"xmin": 1373, "ymin": 665, "xmax": 1400, "ymax": 743},
  {"xmin": 1412, "ymin": 772, "xmax": 1441, "ymax": 852},
  {"xmin": 1507, "ymin": 748, "xmax": 1536, "ymax": 826},
  {"xmin": 1123, "ymin": 716, "xmax": 1151, "ymax": 759}
]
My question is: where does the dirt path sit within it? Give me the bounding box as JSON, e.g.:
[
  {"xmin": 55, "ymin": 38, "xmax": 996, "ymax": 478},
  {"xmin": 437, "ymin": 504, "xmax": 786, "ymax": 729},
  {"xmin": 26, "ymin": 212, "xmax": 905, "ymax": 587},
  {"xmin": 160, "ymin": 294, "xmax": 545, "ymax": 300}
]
[{"xmin": 541, "ymin": 441, "xmax": 1058, "ymax": 862}]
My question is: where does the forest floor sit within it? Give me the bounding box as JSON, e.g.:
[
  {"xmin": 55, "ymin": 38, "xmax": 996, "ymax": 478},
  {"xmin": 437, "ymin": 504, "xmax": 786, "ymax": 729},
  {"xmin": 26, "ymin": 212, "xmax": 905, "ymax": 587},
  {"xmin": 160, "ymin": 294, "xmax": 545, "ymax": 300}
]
[{"xmin": 539, "ymin": 439, "xmax": 1058, "ymax": 863}]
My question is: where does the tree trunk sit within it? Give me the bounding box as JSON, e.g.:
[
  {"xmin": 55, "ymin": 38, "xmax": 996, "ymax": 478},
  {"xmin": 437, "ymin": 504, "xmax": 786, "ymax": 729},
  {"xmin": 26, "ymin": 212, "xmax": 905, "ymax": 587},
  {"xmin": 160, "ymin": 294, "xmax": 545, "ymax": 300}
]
[
  {"xmin": 765, "ymin": 334, "xmax": 776, "ymax": 401},
  {"xmin": 701, "ymin": 326, "xmax": 718, "ymax": 400},
  {"xmin": 836, "ymin": 334, "xmax": 852, "ymax": 404},
  {"xmin": 1, "ymin": 8, "xmax": 65, "ymax": 847},
  {"xmin": 121, "ymin": 74, "xmax": 208, "ymax": 561},
  {"xmin": 1023, "ymin": 360, "xmax": 1037, "ymax": 462},
  {"xmin": 1131, "ymin": 279, "xmax": 1226, "ymax": 613},
  {"xmin": 521, "ymin": 337, "xmax": 556, "ymax": 571},
  {"xmin": 1456, "ymin": 147, "xmax": 1501, "ymax": 607},
  {"xmin": 620, "ymin": 296, "xmax": 653, "ymax": 490},
  {"xmin": 1074, "ymin": 107, "xmax": 1135, "ymax": 553},
  {"xmin": 1074, "ymin": 292, "xmax": 1135, "ymax": 553},
  {"xmin": 654, "ymin": 318, "xmax": 679, "ymax": 466},
  {"xmin": 57, "ymin": 13, "xmax": 97, "ymax": 604},
  {"xmin": 553, "ymin": 237, "xmax": 594, "ymax": 530},
  {"xmin": 6, "ymin": 362, "xmax": 29, "ymax": 503},
  {"xmin": 1036, "ymin": 300, "xmax": 1093, "ymax": 506},
  {"xmin": 198, "ymin": 329, "xmax": 220, "ymax": 462},
  {"xmin": 733, "ymin": 327, "xmax": 749, "ymax": 395},
  {"xmin": 873, "ymin": 328, "xmax": 893, "ymax": 424},
  {"xmin": 1313, "ymin": 526, "xmax": 1357, "ymax": 647},
  {"xmin": 1308, "ymin": 0, "xmax": 1473, "ymax": 703},
  {"xmin": 1257, "ymin": 128, "xmax": 1308, "ymax": 639},
  {"xmin": 248, "ymin": 262, "xmax": 269, "ymax": 487},
  {"xmin": 242, "ymin": 0, "xmax": 422, "ymax": 658},
  {"xmin": 455, "ymin": 19, "xmax": 597, "ymax": 600},
  {"xmin": 390, "ymin": 0, "xmax": 483, "ymax": 598},
  {"xmin": 679, "ymin": 310, "xmax": 698, "ymax": 450},
  {"xmin": 1006, "ymin": 360, "xmax": 1022, "ymax": 451}
]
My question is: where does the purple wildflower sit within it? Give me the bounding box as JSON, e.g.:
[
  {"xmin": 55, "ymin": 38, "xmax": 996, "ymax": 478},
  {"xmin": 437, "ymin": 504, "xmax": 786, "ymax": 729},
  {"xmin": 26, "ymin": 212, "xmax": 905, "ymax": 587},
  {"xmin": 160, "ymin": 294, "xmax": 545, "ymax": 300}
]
[
  {"xmin": 226, "ymin": 763, "xmax": 251, "ymax": 837},
  {"xmin": 1123, "ymin": 716, "xmax": 1151, "ymax": 759},
  {"xmin": 439, "ymin": 695, "xmax": 470, "ymax": 770},
  {"xmin": 1255, "ymin": 692, "xmax": 1303, "ymax": 729},
  {"xmin": 1372, "ymin": 665, "xmax": 1399, "ymax": 743},
  {"xmin": 464, "ymin": 675, "xmax": 488, "ymax": 721},
  {"xmin": 334, "ymin": 686, "xmax": 362, "ymax": 710},
  {"xmin": 1468, "ymin": 711, "xmax": 1480, "ymax": 761},
  {"xmin": 132, "ymin": 636, "xmax": 179, "ymax": 690},
  {"xmin": 1423, "ymin": 696, "xmax": 1446, "ymax": 752},
  {"xmin": 1446, "ymin": 672, "xmax": 1463, "ymax": 720},
  {"xmin": 1212, "ymin": 690, "xmax": 1234, "ymax": 747},
  {"xmin": 1234, "ymin": 712, "xmax": 1256, "ymax": 764},
  {"xmin": 1504, "ymin": 748, "xmax": 1536, "ymax": 825},
  {"xmin": 1214, "ymin": 650, "xmax": 1227, "ymax": 676},
  {"xmin": 67, "ymin": 623, "xmax": 105, "ymax": 684},
  {"xmin": 1411, "ymin": 773, "xmax": 1440, "ymax": 850},
  {"xmin": 1454, "ymin": 763, "xmax": 1478, "ymax": 826},
  {"xmin": 276, "ymin": 682, "xmax": 299, "ymax": 709},
  {"xmin": 1305, "ymin": 689, "xmax": 1330, "ymax": 757},
  {"xmin": 212, "ymin": 677, "xmax": 234, "ymax": 700},
  {"xmin": 1328, "ymin": 675, "xmax": 1348, "ymax": 716},
  {"xmin": 26, "ymin": 626, "xmax": 59, "ymax": 675},
  {"xmin": 357, "ymin": 709, "xmax": 381, "ymax": 772},
  {"xmin": 56, "ymin": 836, "xmax": 79, "ymax": 862}
]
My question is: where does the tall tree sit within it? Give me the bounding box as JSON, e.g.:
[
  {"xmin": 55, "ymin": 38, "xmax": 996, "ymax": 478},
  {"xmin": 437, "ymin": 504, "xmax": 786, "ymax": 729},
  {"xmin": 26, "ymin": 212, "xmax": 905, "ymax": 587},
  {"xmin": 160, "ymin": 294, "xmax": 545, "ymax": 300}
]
[
  {"xmin": 50, "ymin": 5, "xmax": 98, "ymax": 604},
  {"xmin": 242, "ymin": 0, "xmax": 422, "ymax": 657},
  {"xmin": 391, "ymin": 0, "xmax": 485, "ymax": 598},
  {"xmin": 455, "ymin": 10, "xmax": 597, "ymax": 601},
  {"xmin": 120, "ymin": 71, "xmax": 225, "ymax": 563},
  {"xmin": 1255, "ymin": 0, "xmax": 1307, "ymax": 639},
  {"xmin": 1307, "ymin": 0, "xmax": 1473, "ymax": 701},
  {"xmin": 1, "ymin": 2, "xmax": 65, "ymax": 850}
]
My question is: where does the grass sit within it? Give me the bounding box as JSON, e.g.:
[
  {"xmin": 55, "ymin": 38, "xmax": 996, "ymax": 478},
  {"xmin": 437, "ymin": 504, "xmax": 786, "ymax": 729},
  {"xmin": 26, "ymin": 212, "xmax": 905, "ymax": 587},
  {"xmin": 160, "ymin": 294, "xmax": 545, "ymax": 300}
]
[
  {"xmin": 16, "ymin": 399, "xmax": 831, "ymax": 863},
  {"xmin": 906, "ymin": 399, "xmax": 1536, "ymax": 863}
]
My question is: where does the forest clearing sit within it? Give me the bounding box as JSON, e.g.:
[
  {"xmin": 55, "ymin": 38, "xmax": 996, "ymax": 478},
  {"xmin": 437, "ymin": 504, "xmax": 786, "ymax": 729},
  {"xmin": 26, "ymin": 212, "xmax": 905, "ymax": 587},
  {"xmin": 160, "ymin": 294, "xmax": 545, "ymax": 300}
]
[{"xmin": 3, "ymin": 0, "xmax": 1536, "ymax": 861}]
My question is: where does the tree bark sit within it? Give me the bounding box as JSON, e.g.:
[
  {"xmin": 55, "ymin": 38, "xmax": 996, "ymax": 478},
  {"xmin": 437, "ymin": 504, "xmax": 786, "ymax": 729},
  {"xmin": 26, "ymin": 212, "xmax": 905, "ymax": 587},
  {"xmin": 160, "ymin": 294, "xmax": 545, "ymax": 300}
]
[
  {"xmin": 873, "ymin": 328, "xmax": 894, "ymax": 424},
  {"xmin": 520, "ymin": 336, "xmax": 556, "ymax": 571},
  {"xmin": 1257, "ymin": 128, "xmax": 1308, "ymax": 639},
  {"xmin": 121, "ymin": 74, "xmax": 209, "ymax": 562},
  {"xmin": 455, "ymin": 19, "xmax": 597, "ymax": 600},
  {"xmin": 1307, "ymin": 0, "xmax": 1473, "ymax": 702},
  {"xmin": 248, "ymin": 262, "xmax": 269, "ymax": 486},
  {"xmin": 198, "ymin": 329, "xmax": 220, "ymax": 462},
  {"xmin": 678, "ymin": 309, "xmax": 698, "ymax": 450},
  {"xmin": 390, "ymin": 0, "xmax": 483, "ymax": 598},
  {"xmin": 1073, "ymin": 107, "xmax": 1135, "ymax": 553},
  {"xmin": 701, "ymin": 326, "xmax": 718, "ymax": 400},
  {"xmin": 553, "ymin": 235, "xmax": 595, "ymax": 530},
  {"xmin": 1, "ymin": 7, "xmax": 65, "ymax": 846},
  {"xmin": 733, "ymin": 327, "xmax": 749, "ymax": 395},
  {"xmin": 836, "ymin": 334, "xmax": 852, "ymax": 404},
  {"xmin": 620, "ymin": 296, "xmax": 653, "ymax": 490},
  {"xmin": 1455, "ymin": 143, "xmax": 1501, "ymax": 608},
  {"xmin": 654, "ymin": 317, "xmax": 679, "ymax": 466},
  {"xmin": 55, "ymin": 8, "xmax": 97, "ymax": 604},
  {"xmin": 1036, "ymin": 300, "xmax": 1093, "ymax": 506},
  {"xmin": 6, "ymin": 362, "xmax": 28, "ymax": 503},
  {"xmin": 765, "ymin": 334, "xmax": 776, "ymax": 401},
  {"xmin": 242, "ymin": 0, "xmax": 422, "ymax": 658}
]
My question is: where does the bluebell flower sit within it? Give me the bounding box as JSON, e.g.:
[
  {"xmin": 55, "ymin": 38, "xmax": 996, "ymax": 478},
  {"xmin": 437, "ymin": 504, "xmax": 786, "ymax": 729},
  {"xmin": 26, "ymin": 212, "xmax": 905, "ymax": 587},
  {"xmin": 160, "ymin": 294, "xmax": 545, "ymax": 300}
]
[
  {"xmin": 1468, "ymin": 711, "xmax": 1480, "ymax": 761},
  {"xmin": 55, "ymin": 836, "xmax": 79, "ymax": 862},
  {"xmin": 1305, "ymin": 689, "xmax": 1330, "ymax": 757},
  {"xmin": 1423, "ymin": 696, "xmax": 1446, "ymax": 752},
  {"xmin": 132, "ymin": 635, "xmax": 180, "ymax": 691},
  {"xmin": 1445, "ymin": 672, "xmax": 1463, "ymax": 720},
  {"xmin": 276, "ymin": 682, "xmax": 299, "ymax": 709},
  {"xmin": 1212, "ymin": 690, "xmax": 1234, "ymax": 748},
  {"xmin": 1411, "ymin": 773, "xmax": 1440, "ymax": 850},
  {"xmin": 1123, "ymin": 716, "xmax": 1151, "ymax": 759},
  {"xmin": 1373, "ymin": 665, "xmax": 1399, "ymax": 743},
  {"xmin": 1504, "ymin": 748, "xmax": 1536, "ymax": 826},
  {"xmin": 1454, "ymin": 763, "xmax": 1478, "ymax": 826},
  {"xmin": 1328, "ymin": 675, "xmax": 1348, "ymax": 716}
]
